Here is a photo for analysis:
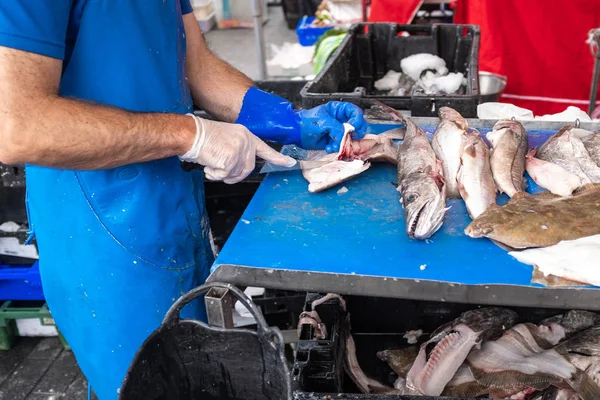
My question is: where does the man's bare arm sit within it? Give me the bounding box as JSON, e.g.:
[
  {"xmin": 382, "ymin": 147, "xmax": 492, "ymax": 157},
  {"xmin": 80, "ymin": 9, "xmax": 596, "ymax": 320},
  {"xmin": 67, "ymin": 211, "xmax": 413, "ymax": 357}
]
[
  {"xmin": 183, "ymin": 14, "xmax": 254, "ymax": 122},
  {"xmin": 0, "ymin": 47, "xmax": 196, "ymax": 169}
]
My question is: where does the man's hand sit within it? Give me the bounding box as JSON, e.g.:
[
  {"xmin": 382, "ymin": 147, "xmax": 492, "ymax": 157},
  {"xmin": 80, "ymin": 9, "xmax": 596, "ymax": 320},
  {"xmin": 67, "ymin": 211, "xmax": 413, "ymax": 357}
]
[
  {"xmin": 298, "ymin": 102, "xmax": 367, "ymax": 153},
  {"xmin": 180, "ymin": 115, "xmax": 296, "ymax": 184}
]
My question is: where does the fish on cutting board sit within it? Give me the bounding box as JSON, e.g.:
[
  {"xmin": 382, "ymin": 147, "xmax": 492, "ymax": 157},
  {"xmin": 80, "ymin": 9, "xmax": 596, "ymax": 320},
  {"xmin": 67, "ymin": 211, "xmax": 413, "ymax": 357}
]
[
  {"xmin": 397, "ymin": 115, "xmax": 448, "ymax": 240},
  {"xmin": 301, "ymin": 124, "xmax": 404, "ymax": 193},
  {"xmin": 465, "ymin": 184, "xmax": 600, "ymax": 249},
  {"xmin": 431, "ymin": 106, "xmax": 469, "ymax": 197},
  {"xmin": 537, "ymin": 126, "xmax": 600, "ymax": 184},
  {"xmin": 405, "ymin": 307, "xmax": 517, "ymax": 396},
  {"xmin": 457, "ymin": 131, "xmax": 497, "ymax": 219},
  {"xmin": 486, "ymin": 119, "xmax": 528, "ymax": 197},
  {"xmin": 525, "ymin": 149, "xmax": 582, "ymax": 197},
  {"xmin": 509, "ymin": 234, "xmax": 600, "ymax": 287}
]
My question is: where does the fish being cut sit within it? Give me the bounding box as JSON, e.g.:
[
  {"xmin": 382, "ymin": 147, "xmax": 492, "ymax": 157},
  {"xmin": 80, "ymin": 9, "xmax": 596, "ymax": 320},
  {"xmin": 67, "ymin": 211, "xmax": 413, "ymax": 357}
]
[
  {"xmin": 405, "ymin": 307, "xmax": 517, "ymax": 396},
  {"xmin": 431, "ymin": 106, "xmax": 469, "ymax": 197},
  {"xmin": 465, "ymin": 184, "xmax": 600, "ymax": 249},
  {"xmin": 537, "ymin": 126, "xmax": 600, "ymax": 184},
  {"xmin": 397, "ymin": 116, "xmax": 447, "ymax": 239},
  {"xmin": 509, "ymin": 235, "xmax": 600, "ymax": 286},
  {"xmin": 457, "ymin": 131, "xmax": 497, "ymax": 219},
  {"xmin": 301, "ymin": 125, "xmax": 404, "ymax": 193},
  {"xmin": 525, "ymin": 149, "xmax": 582, "ymax": 197},
  {"xmin": 486, "ymin": 120, "xmax": 528, "ymax": 197}
]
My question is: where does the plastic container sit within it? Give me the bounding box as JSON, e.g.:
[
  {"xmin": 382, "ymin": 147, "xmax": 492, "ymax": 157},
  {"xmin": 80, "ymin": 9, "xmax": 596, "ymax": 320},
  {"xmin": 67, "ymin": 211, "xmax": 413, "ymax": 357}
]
[
  {"xmin": 296, "ymin": 16, "xmax": 334, "ymax": 46},
  {"xmin": 0, "ymin": 261, "xmax": 44, "ymax": 301},
  {"xmin": 300, "ymin": 23, "xmax": 481, "ymax": 117},
  {"xmin": 293, "ymin": 293, "xmax": 571, "ymax": 399}
]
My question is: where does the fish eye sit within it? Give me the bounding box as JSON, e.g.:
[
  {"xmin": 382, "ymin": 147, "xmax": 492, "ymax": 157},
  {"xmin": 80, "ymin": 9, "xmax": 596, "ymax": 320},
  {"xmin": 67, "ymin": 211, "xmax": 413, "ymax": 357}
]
[{"xmin": 406, "ymin": 194, "xmax": 418, "ymax": 204}]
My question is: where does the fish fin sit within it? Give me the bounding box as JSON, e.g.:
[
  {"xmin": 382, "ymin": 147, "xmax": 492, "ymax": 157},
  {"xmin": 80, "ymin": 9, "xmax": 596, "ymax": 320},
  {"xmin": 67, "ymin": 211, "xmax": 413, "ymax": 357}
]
[
  {"xmin": 490, "ymin": 239, "xmax": 517, "ymax": 251},
  {"xmin": 526, "ymin": 148, "xmax": 537, "ymax": 158},
  {"xmin": 391, "ymin": 182, "xmax": 399, "ymax": 188},
  {"xmin": 463, "ymin": 142, "xmax": 477, "ymax": 158},
  {"xmin": 566, "ymin": 369, "xmax": 600, "ymax": 400},
  {"xmin": 531, "ymin": 191, "xmax": 561, "ymax": 199},
  {"xmin": 511, "ymin": 191, "xmax": 530, "ymax": 199},
  {"xmin": 368, "ymin": 385, "xmax": 402, "ymax": 395},
  {"xmin": 380, "ymin": 127, "xmax": 405, "ymax": 140},
  {"xmin": 468, "ymin": 128, "xmax": 481, "ymax": 136},
  {"xmin": 573, "ymin": 183, "xmax": 600, "ymax": 194},
  {"xmin": 469, "ymin": 365, "xmax": 559, "ymax": 389}
]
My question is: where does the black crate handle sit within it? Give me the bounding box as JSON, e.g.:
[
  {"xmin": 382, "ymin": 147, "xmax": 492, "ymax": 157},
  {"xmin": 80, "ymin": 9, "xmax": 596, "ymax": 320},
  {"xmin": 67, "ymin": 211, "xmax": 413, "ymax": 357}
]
[{"xmin": 162, "ymin": 282, "xmax": 271, "ymax": 335}]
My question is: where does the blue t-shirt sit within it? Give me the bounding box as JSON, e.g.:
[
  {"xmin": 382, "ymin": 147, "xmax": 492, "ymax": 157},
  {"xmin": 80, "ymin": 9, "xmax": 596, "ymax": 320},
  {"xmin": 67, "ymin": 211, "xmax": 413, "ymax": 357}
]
[{"xmin": 0, "ymin": 0, "xmax": 193, "ymax": 112}]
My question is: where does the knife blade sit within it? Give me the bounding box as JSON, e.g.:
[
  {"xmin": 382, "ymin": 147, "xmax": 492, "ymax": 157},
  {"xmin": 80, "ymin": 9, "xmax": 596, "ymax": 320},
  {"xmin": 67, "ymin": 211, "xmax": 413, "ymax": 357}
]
[{"xmin": 259, "ymin": 160, "xmax": 332, "ymax": 174}]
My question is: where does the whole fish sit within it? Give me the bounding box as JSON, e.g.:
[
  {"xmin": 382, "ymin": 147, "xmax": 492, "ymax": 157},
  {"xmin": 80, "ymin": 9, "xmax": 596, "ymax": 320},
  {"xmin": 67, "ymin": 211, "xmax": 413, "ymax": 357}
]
[
  {"xmin": 466, "ymin": 324, "xmax": 600, "ymax": 400},
  {"xmin": 397, "ymin": 116, "xmax": 447, "ymax": 239},
  {"xmin": 431, "ymin": 106, "xmax": 469, "ymax": 197},
  {"xmin": 537, "ymin": 126, "xmax": 600, "ymax": 184},
  {"xmin": 525, "ymin": 149, "xmax": 582, "ymax": 197},
  {"xmin": 486, "ymin": 120, "xmax": 528, "ymax": 197},
  {"xmin": 457, "ymin": 131, "xmax": 497, "ymax": 219},
  {"xmin": 540, "ymin": 311, "xmax": 600, "ymax": 339},
  {"xmin": 465, "ymin": 184, "xmax": 600, "ymax": 249},
  {"xmin": 509, "ymin": 235, "xmax": 600, "ymax": 286},
  {"xmin": 405, "ymin": 307, "xmax": 517, "ymax": 396}
]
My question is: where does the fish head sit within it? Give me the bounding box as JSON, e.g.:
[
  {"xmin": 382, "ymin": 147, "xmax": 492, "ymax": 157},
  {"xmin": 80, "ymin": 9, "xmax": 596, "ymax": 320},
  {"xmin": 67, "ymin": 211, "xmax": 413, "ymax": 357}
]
[
  {"xmin": 463, "ymin": 204, "xmax": 502, "ymax": 238},
  {"xmin": 400, "ymin": 170, "xmax": 447, "ymax": 239}
]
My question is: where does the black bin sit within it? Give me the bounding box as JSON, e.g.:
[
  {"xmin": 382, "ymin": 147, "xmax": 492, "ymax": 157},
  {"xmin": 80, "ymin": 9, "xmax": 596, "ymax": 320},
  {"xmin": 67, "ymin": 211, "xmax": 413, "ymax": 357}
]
[
  {"xmin": 119, "ymin": 283, "xmax": 292, "ymax": 400},
  {"xmin": 300, "ymin": 23, "xmax": 481, "ymax": 117}
]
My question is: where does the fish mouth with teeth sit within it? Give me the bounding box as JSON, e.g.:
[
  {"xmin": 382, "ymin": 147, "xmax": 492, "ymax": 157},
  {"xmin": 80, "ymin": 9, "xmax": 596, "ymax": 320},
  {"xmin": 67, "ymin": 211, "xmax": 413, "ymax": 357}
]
[{"xmin": 400, "ymin": 170, "xmax": 447, "ymax": 240}]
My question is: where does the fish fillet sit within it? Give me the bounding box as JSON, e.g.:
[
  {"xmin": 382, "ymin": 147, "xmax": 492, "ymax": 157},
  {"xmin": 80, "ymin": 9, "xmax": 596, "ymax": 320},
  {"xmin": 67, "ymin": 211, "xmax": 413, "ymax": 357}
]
[{"xmin": 509, "ymin": 235, "xmax": 600, "ymax": 287}]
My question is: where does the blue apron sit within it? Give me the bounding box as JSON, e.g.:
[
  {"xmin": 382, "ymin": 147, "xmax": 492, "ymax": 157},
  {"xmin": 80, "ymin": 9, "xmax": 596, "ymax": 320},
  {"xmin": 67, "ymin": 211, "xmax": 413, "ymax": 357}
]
[{"xmin": 2, "ymin": 1, "xmax": 213, "ymax": 399}]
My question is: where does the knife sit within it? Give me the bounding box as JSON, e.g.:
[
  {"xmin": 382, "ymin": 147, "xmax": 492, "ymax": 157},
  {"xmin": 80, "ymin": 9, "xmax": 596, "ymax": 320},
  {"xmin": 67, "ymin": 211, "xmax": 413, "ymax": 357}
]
[{"xmin": 259, "ymin": 160, "xmax": 333, "ymax": 174}]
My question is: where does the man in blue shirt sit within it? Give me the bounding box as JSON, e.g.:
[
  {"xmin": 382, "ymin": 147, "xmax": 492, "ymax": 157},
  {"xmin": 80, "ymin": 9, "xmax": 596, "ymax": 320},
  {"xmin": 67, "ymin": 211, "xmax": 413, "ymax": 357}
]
[{"xmin": 0, "ymin": 1, "xmax": 366, "ymax": 399}]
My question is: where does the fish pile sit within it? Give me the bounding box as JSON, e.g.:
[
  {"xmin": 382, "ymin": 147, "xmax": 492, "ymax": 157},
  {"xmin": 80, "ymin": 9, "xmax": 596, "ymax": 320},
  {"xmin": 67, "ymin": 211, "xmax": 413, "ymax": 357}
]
[
  {"xmin": 330, "ymin": 304, "xmax": 600, "ymax": 399},
  {"xmin": 373, "ymin": 53, "xmax": 466, "ymax": 96}
]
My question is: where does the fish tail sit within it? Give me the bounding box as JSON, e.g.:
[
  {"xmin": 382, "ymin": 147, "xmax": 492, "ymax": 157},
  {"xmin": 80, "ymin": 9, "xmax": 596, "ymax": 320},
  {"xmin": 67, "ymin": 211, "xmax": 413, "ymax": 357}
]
[{"xmin": 566, "ymin": 369, "xmax": 600, "ymax": 400}]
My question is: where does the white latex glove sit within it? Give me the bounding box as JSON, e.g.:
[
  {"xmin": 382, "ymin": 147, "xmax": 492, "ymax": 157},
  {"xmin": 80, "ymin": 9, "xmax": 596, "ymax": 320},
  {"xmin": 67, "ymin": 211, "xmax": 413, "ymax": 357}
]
[{"xmin": 180, "ymin": 114, "xmax": 296, "ymax": 184}]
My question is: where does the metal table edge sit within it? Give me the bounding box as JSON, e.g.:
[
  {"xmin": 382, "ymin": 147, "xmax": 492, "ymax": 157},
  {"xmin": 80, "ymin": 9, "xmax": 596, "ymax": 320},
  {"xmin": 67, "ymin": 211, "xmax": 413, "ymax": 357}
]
[{"xmin": 208, "ymin": 264, "xmax": 600, "ymax": 311}]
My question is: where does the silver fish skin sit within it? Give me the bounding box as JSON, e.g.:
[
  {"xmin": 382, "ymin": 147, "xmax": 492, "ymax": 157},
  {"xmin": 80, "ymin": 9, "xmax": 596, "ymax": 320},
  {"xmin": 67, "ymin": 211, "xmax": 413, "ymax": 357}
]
[
  {"xmin": 537, "ymin": 126, "xmax": 600, "ymax": 184},
  {"xmin": 457, "ymin": 131, "xmax": 497, "ymax": 219},
  {"xmin": 432, "ymin": 106, "xmax": 469, "ymax": 198},
  {"xmin": 405, "ymin": 307, "xmax": 517, "ymax": 396},
  {"xmin": 486, "ymin": 120, "xmax": 528, "ymax": 197},
  {"xmin": 397, "ymin": 116, "xmax": 447, "ymax": 240},
  {"xmin": 540, "ymin": 311, "xmax": 600, "ymax": 339},
  {"xmin": 580, "ymin": 132, "xmax": 600, "ymax": 167}
]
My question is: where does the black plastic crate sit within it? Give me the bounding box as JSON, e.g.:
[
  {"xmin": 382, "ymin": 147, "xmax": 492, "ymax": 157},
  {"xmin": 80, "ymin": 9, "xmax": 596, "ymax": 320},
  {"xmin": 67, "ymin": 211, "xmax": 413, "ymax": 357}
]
[
  {"xmin": 293, "ymin": 294, "xmax": 574, "ymax": 399},
  {"xmin": 300, "ymin": 23, "xmax": 480, "ymax": 117}
]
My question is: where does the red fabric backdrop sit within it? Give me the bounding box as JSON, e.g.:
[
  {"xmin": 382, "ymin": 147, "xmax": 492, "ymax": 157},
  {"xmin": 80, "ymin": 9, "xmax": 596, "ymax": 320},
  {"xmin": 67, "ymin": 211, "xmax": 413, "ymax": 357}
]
[
  {"xmin": 454, "ymin": 0, "xmax": 600, "ymax": 115},
  {"xmin": 369, "ymin": 0, "xmax": 600, "ymax": 115},
  {"xmin": 368, "ymin": 0, "xmax": 423, "ymax": 24}
]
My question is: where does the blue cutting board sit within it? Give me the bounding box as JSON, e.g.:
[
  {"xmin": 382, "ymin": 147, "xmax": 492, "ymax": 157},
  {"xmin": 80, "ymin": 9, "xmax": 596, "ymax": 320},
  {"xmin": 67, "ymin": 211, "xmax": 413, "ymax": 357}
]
[{"xmin": 211, "ymin": 123, "xmax": 582, "ymax": 288}]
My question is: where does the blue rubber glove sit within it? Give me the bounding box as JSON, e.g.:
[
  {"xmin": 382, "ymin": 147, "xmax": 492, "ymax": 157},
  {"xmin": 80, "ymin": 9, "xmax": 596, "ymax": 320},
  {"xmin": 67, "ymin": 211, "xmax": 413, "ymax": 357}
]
[{"xmin": 235, "ymin": 87, "xmax": 367, "ymax": 152}]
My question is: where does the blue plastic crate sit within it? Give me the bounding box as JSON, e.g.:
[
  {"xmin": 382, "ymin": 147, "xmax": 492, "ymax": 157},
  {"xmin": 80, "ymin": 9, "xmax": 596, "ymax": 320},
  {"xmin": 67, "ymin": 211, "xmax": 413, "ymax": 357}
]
[
  {"xmin": 0, "ymin": 261, "xmax": 43, "ymax": 301},
  {"xmin": 296, "ymin": 16, "xmax": 333, "ymax": 46}
]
